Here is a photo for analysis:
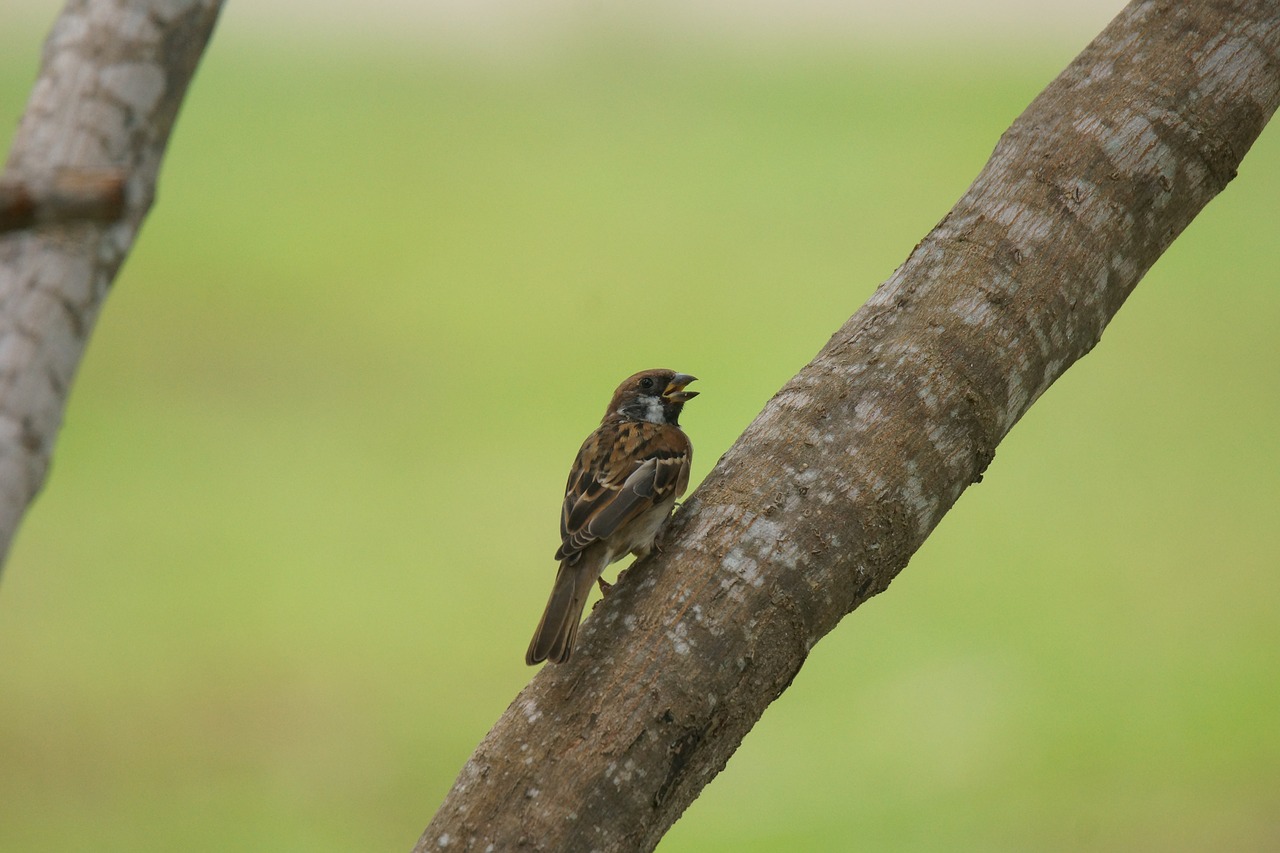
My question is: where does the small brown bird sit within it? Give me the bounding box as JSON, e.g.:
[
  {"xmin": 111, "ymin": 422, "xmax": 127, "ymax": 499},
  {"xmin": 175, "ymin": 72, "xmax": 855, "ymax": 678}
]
[{"xmin": 526, "ymin": 369, "xmax": 698, "ymax": 666}]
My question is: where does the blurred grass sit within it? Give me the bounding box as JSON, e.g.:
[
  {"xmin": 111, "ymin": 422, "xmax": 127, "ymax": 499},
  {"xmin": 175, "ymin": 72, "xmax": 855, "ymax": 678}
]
[{"xmin": 2, "ymin": 15, "xmax": 1279, "ymax": 853}]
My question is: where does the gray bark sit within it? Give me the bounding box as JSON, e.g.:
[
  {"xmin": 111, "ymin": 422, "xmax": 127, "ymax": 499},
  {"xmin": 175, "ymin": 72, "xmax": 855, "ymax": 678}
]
[
  {"xmin": 0, "ymin": 0, "xmax": 224, "ymax": 567},
  {"xmin": 418, "ymin": 1, "xmax": 1280, "ymax": 850}
]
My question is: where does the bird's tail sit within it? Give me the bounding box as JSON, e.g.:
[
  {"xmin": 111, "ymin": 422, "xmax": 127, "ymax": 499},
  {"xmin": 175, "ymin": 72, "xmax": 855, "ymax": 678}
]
[{"xmin": 526, "ymin": 559, "xmax": 599, "ymax": 665}]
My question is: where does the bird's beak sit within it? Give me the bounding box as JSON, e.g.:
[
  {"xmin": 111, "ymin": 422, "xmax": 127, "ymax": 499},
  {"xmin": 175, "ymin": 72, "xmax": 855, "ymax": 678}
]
[{"xmin": 662, "ymin": 373, "xmax": 699, "ymax": 402}]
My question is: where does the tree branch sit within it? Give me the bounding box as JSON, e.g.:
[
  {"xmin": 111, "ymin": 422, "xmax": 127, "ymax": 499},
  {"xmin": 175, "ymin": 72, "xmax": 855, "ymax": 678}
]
[
  {"xmin": 419, "ymin": 1, "xmax": 1280, "ymax": 850},
  {"xmin": 0, "ymin": 168, "xmax": 127, "ymax": 234},
  {"xmin": 0, "ymin": 0, "xmax": 224, "ymax": 568}
]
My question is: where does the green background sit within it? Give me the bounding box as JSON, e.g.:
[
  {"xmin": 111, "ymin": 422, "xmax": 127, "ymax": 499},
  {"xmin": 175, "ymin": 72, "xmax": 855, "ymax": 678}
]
[{"xmin": 2, "ymin": 7, "xmax": 1278, "ymax": 852}]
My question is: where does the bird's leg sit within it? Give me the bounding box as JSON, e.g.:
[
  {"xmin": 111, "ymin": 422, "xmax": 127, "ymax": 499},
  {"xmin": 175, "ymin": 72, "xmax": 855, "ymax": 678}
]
[
  {"xmin": 650, "ymin": 515, "xmax": 679, "ymax": 555},
  {"xmin": 590, "ymin": 575, "xmax": 615, "ymax": 611}
]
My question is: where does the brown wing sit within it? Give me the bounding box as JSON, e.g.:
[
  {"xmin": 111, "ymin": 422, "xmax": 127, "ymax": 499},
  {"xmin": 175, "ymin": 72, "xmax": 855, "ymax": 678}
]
[{"xmin": 555, "ymin": 420, "xmax": 691, "ymax": 563}]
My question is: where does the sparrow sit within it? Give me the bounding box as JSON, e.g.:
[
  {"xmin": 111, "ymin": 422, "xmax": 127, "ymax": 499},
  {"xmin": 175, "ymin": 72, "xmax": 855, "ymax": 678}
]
[{"xmin": 525, "ymin": 369, "xmax": 698, "ymax": 666}]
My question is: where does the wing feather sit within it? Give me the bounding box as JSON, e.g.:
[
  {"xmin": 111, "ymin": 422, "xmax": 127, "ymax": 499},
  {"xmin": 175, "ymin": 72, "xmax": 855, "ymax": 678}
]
[{"xmin": 555, "ymin": 420, "xmax": 691, "ymax": 563}]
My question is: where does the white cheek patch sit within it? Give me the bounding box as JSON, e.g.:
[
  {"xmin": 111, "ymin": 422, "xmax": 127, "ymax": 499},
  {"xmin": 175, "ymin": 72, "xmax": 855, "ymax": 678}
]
[
  {"xmin": 642, "ymin": 396, "xmax": 665, "ymax": 423},
  {"xmin": 617, "ymin": 395, "xmax": 666, "ymax": 424}
]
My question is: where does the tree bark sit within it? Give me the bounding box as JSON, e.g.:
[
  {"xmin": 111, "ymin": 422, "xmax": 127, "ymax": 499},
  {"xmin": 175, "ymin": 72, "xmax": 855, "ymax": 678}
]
[
  {"xmin": 0, "ymin": 0, "xmax": 224, "ymax": 568},
  {"xmin": 419, "ymin": 1, "xmax": 1280, "ymax": 850}
]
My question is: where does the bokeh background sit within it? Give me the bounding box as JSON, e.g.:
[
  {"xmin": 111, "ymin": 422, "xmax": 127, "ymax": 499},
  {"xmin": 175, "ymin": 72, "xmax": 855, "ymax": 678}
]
[{"xmin": 3, "ymin": 1, "xmax": 1278, "ymax": 850}]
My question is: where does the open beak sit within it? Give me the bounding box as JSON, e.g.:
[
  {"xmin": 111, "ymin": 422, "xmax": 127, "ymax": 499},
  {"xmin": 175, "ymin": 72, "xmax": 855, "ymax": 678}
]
[{"xmin": 662, "ymin": 373, "xmax": 699, "ymax": 402}]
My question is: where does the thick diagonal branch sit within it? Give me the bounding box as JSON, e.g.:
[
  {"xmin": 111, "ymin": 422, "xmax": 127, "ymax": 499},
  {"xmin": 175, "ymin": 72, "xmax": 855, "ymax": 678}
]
[
  {"xmin": 419, "ymin": 1, "xmax": 1280, "ymax": 850},
  {"xmin": 0, "ymin": 0, "xmax": 224, "ymax": 568}
]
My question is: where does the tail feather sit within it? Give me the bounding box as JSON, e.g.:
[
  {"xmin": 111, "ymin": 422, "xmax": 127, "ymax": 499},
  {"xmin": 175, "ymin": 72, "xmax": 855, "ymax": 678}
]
[{"xmin": 526, "ymin": 559, "xmax": 601, "ymax": 665}]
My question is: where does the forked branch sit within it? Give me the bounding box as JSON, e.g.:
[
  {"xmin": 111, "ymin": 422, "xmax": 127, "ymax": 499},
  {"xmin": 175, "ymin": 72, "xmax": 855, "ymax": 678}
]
[{"xmin": 0, "ymin": 0, "xmax": 225, "ymax": 567}]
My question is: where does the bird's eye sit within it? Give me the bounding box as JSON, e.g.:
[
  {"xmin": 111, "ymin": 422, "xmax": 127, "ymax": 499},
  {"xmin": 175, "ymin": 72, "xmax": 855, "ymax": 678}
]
[{"xmin": 639, "ymin": 377, "xmax": 655, "ymax": 390}]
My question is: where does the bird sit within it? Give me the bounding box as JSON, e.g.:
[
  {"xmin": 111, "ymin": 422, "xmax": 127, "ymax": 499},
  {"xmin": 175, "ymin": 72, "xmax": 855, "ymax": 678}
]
[{"xmin": 525, "ymin": 369, "xmax": 698, "ymax": 666}]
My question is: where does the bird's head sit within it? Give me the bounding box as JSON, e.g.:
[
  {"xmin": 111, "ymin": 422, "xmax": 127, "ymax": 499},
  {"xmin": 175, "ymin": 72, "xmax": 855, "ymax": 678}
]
[{"xmin": 608, "ymin": 369, "xmax": 699, "ymax": 426}]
